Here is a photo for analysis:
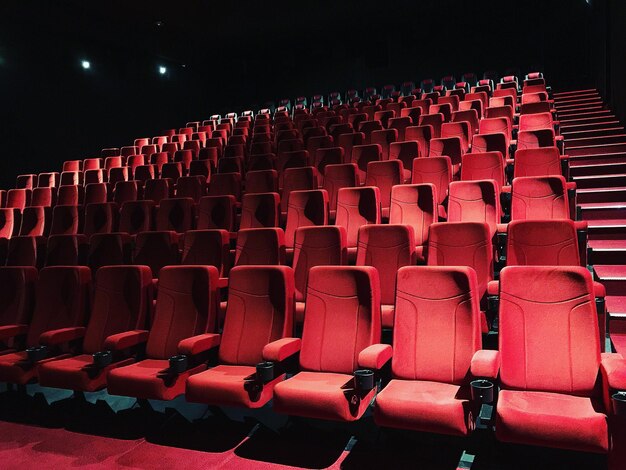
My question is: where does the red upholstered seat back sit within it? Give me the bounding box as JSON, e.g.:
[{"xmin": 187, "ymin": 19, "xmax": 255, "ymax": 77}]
[
  {"xmin": 146, "ymin": 266, "xmax": 219, "ymax": 359},
  {"xmin": 428, "ymin": 222, "xmax": 493, "ymax": 298},
  {"xmin": 300, "ymin": 266, "xmax": 381, "ymax": 374},
  {"xmin": 389, "ymin": 184, "xmax": 436, "ymax": 246},
  {"xmin": 83, "ymin": 266, "xmax": 152, "ymax": 354},
  {"xmin": 219, "ymin": 266, "xmax": 294, "ymax": 366},
  {"xmin": 392, "ymin": 266, "xmax": 481, "ymax": 384},
  {"xmin": 506, "ymin": 220, "xmax": 580, "ymax": 266},
  {"xmin": 27, "ymin": 266, "xmax": 91, "ymax": 348},
  {"xmin": 447, "ymin": 180, "xmax": 500, "ymax": 237},
  {"xmin": 511, "ymin": 176, "xmax": 569, "ymax": 220},
  {"xmin": 499, "ymin": 266, "xmax": 600, "ymax": 396},
  {"xmin": 356, "ymin": 224, "xmax": 416, "ymax": 306}
]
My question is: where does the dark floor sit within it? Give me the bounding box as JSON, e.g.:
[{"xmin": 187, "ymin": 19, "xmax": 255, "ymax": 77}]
[{"xmin": 0, "ymin": 383, "xmax": 608, "ymax": 470}]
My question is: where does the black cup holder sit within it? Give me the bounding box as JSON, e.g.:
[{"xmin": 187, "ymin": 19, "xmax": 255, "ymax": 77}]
[
  {"xmin": 26, "ymin": 345, "xmax": 48, "ymax": 363},
  {"xmin": 256, "ymin": 361, "xmax": 274, "ymax": 383},
  {"xmin": 169, "ymin": 355, "xmax": 188, "ymax": 374},
  {"xmin": 471, "ymin": 379, "xmax": 495, "ymax": 404},
  {"xmin": 93, "ymin": 350, "xmax": 113, "ymax": 368},
  {"xmin": 354, "ymin": 369, "xmax": 374, "ymax": 392},
  {"xmin": 612, "ymin": 392, "xmax": 626, "ymax": 416}
]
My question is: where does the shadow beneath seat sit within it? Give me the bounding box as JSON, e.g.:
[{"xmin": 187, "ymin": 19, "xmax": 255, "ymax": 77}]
[
  {"xmin": 0, "ymin": 390, "xmax": 65, "ymax": 428},
  {"xmin": 341, "ymin": 428, "xmax": 466, "ymax": 470},
  {"xmin": 145, "ymin": 410, "xmax": 256, "ymax": 453},
  {"xmin": 234, "ymin": 419, "xmax": 350, "ymax": 469}
]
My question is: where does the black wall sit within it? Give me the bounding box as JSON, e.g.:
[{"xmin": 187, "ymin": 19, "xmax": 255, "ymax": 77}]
[{"xmin": 0, "ymin": 0, "xmax": 602, "ymax": 188}]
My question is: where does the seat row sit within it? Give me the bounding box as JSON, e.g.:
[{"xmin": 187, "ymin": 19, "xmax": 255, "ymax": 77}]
[{"xmin": 0, "ymin": 261, "xmax": 622, "ymax": 460}]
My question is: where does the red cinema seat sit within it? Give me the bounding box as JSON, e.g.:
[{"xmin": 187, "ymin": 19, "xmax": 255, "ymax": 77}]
[
  {"xmin": 356, "ymin": 224, "xmax": 416, "ymax": 328},
  {"xmin": 314, "ymin": 147, "xmax": 344, "ymax": 186},
  {"xmin": 197, "ymin": 196, "xmax": 237, "ymax": 233},
  {"xmin": 371, "ymin": 129, "xmax": 398, "ymax": 160},
  {"xmin": 292, "ymin": 226, "xmax": 346, "ymax": 322},
  {"xmin": 144, "ymin": 178, "xmax": 172, "ymax": 205},
  {"xmin": 513, "ymin": 147, "xmax": 565, "ymax": 178},
  {"xmin": 461, "ymin": 152, "xmax": 506, "ymax": 188},
  {"xmin": 209, "ymin": 173, "xmax": 242, "ymax": 202},
  {"xmin": 374, "ymin": 266, "xmax": 482, "ymax": 436},
  {"xmin": 0, "ymin": 208, "xmax": 17, "ymax": 239},
  {"xmin": 335, "ymin": 186, "xmax": 381, "ymax": 261},
  {"xmin": 511, "ymin": 176, "xmax": 570, "ymax": 221},
  {"xmin": 113, "ymin": 181, "xmax": 139, "ymax": 205},
  {"xmin": 365, "ymin": 160, "xmax": 403, "ymax": 219},
  {"xmin": 0, "ymin": 266, "xmax": 37, "ymax": 350},
  {"xmin": 6, "ymin": 236, "xmax": 41, "ymax": 268},
  {"xmin": 411, "ymin": 156, "xmax": 452, "ymax": 218},
  {"xmin": 30, "ymin": 187, "xmax": 55, "ymax": 208},
  {"xmin": 389, "ymin": 184, "xmax": 437, "ymax": 262},
  {"xmin": 176, "ymin": 176, "xmax": 206, "ymax": 203},
  {"xmin": 7, "ymin": 189, "xmax": 31, "ymax": 211},
  {"xmin": 419, "ymin": 114, "xmax": 444, "ymax": 138},
  {"xmin": 447, "ymin": 180, "xmax": 501, "ymax": 238},
  {"xmin": 352, "ymin": 144, "xmax": 382, "ymax": 182},
  {"xmin": 185, "ymin": 266, "xmax": 295, "ymax": 408},
  {"xmin": 284, "ymin": 189, "xmax": 329, "ymax": 252},
  {"xmin": 441, "ymin": 121, "xmax": 471, "ymax": 153},
  {"xmin": 19, "ymin": 206, "xmax": 49, "ymax": 237},
  {"xmin": 133, "ymin": 231, "xmax": 180, "ymax": 278},
  {"xmin": 84, "ymin": 202, "xmax": 118, "ymax": 238},
  {"xmin": 272, "ymin": 266, "xmax": 389, "ymax": 421},
  {"xmin": 428, "ymin": 222, "xmax": 494, "ymax": 331},
  {"xmin": 235, "ymin": 228, "xmax": 286, "ymax": 266},
  {"xmin": 0, "ymin": 266, "xmax": 91, "ymax": 385},
  {"xmin": 119, "ymin": 200, "xmax": 154, "ymax": 235},
  {"xmin": 50, "ymin": 205, "xmax": 81, "ymax": 236},
  {"xmin": 389, "ymin": 141, "xmax": 419, "ymax": 182},
  {"xmin": 323, "ymin": 163, "xmax": 359, "ymax": 220},
  {"xmin": 107, "ymin": 266, "xmax": 220, "ymax": 400},
  {"xmin": 84, "ymin": 183, "xmax": 108, "ymax": 206},
  {"xmin": 337, "ymin": 132, "xmax": 365, "ymax": 165},
  {"xmin": 280, "ymin": 167, "xmax": 317, "ymax": 216},
  {"xmin": 472, "ymin": 133, "xmax": 509, "ymax": 159},
  {"xmin": 240, "ymin": 192, "xmax": 280, "ymax": 229},
  {"xmin": 494, "ymin": 266, "xmax": 624, "ymax": 454},
  {"xmin": 38, "ymin": 266, "xmax": 153, "ymax": 392},
  {"xmin": 246, "ymin": 170, "xmax": 279, "ymax": 194},
  {"xmin": 181, "ymin": 229, "xmax": 230, "ymax": 282},
  {"xmin": 405, "ymin": 125, "xmax": 432, "ymax": 157},
  {"xmin": 87, "ymin": 233, "xmax": 133, "ymax": 272},
  {"xmin": 44, "ymin": 234, "xmax": 88, "ymax": 267},
  {"xmin": 155, "ymin": 198, "xmax": 195, "ymax": 233}
]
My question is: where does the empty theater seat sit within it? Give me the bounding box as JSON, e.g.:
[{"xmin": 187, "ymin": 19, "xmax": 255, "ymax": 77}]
[
  {"xmin": 356, "ymin": 224, "xmax": 416, "ymax": 328},
  {"xmin": 235, "ymin": 228, "xmax": 286, "ymax": 266},
  {"xmin": 185, "ymin": 265, "xmax": 295, "ymax": 408},
  {"xmin": 374, "ymin": 266, "xmax": 482, "ymax": 436},
  {"xmin": 284, "ymin": 189, "xmax": 329, "ymax": 252},
  {"xmin": 107, "ymin": 266, "xmax": 220, "ymax": 400},
  {"xmin": 335, "ymin": 186, "xmax": 381, "ymax": 262},
  {"xmin": 240, "ymin": 192, "xmax": 280, "ymax": 229},
  {"xmin": 38, "ymin": 266, "xmax": 153, "ymax": 392},
  {"xmin": 272, "ymin": 266, "xmax": 390, "ymax": 421},
  {"xmin": 389, "ymin": 183, "xmax": 436, "ymax": 262},
  {"xmin": 0, "ymin": 266, "xmax": 91, "ymax": 385},
  {"xmin": 428, "ymin": 222, "xmax": 494, "ymax": 331},
  {"xmin": 447, "ymin": 180, "xmax": 501, "ymax": 237},
  {"xmin": 494, "ymin": 266, "xmax": 625, "ymax": 455},
  {"xmin": 0, "ymin": 266, "xmax": 38, "ymax": 350}
]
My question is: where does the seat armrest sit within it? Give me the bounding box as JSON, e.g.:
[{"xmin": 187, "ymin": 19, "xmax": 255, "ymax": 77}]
[
  {"xmin": 178, "ymin": 333, "xmax": 221, "ymax": 356},
  {"xmin": 358, "ymin": 344, "xmax": 392, "ymax": 370},
  {"xmin": 471, "ymin": 350, "xmax": 500, "ymax": 380},
  {"xmin": 39, "ymin": 327, "xmax": 86, "ymax": 347},
  {"xmin": 262, "ymin": 337, "xmax": 301, "ymax": 362},
  {"xmin": 601, "ymin": 353, "xmax": 626, "ymax": 391},
  {"xmin": 0, "ymin": 324, "xmax": 28, "ymax": 341},
  {"xmin": 487, "ymin": 280, "xmax": 499, "ymax": 296},
  {"xmin": 103, "ymin": 329, "xmax": 149, "ymax": 351}
]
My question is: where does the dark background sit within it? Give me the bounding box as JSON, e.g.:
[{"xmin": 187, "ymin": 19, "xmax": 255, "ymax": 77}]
[{"xmin": 0, "ymin": 0, "xmax": 622, "ymax": 188}]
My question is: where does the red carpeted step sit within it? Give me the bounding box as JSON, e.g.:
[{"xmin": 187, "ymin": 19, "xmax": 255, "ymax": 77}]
[
  {"xmin": 566, "ymin": 143, "xmax": 626, "ymax": 156},
  {"xmin": 553, "ymin": 88, "xmax": 598, "ymax": 97},
  {"xmin": 561, "ymin": 127, "xmax": 625, "ymax": 139},
  {"xmin": 565, "ymin": 134, "xmax": 626, "ymax": 147},
  {"xmin": 577, "ymin": 187, "xmax": 626, "ymax": 203},
  {"xmin": 572, "ymin": 173, "xmax": 626, "ymax": 189},
  {"xmin": 559, "ymin": 111, "xmax": 614, "ymax": 122},
  {"xmin": 570, "ymin": 162, "xmax": 626, "ymax": 177},
  {"xmin": 594, "ymin": 265, "xmax": 626, "ymax": 297},
  {"xmin": 578, "ymin": 202, "xmax": 626, "ymax": 220},
  {"xmin": 589, "ymin": 240, "xmax": 626, "ymax": 264}
]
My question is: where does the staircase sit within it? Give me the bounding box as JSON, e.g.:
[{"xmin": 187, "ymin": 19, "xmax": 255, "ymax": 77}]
[{"xmin": 555, "ymin": 89, "xmax": 626, "ymax": 352}]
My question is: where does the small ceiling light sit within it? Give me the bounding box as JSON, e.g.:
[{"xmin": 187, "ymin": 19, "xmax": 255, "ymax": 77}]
[
  {"xmin": 158, "ymin": 65, "xmax": 167, "ymax": 75},
  {"xmin": 81, "ymin": 60, "xmax": 91, "ymax": 70}
]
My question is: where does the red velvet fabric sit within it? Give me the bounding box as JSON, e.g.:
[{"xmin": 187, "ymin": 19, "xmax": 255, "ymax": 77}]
[
  {"xmin": 375, "ymin": 380, "xmax": 471, "ymax": 436},
  {"xmin": 273, "ymin": 371, "xmax": 375, "ymax": 421},
  {"xmin": 356, "ymin": 224, "xmax": 416, "ymax": 328},
  {"xmin": 240, "ymin": 192, "xmax": 280, "ymax": 230},
  {"xmin": 388, "ymin": 184, "xmax": 436, "ymax": 250},
  {"xmin": 235, "ymin": 228, "xmax": 286, "ymax": 266},
  {"xmin": 447, "ymin": 180, "xmax": 500, "ymax": 238},
  {"xmin": 511, "ymin": 175, "xmax": 569, "ymax": 220},
  {"xmin": 335, "ymin": 187, "xmax": 381, "ymax": 254},
  {"xmin": 284, "ymin": 190, "xmax": 329, "ymax": 248}
]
